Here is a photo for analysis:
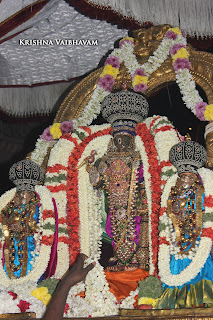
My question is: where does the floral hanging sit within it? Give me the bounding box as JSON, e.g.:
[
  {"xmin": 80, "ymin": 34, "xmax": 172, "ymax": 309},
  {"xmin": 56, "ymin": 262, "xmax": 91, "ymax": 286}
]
[{"xmin": 30, "ymin": 27, "xmax": 211, "ymax": 168}]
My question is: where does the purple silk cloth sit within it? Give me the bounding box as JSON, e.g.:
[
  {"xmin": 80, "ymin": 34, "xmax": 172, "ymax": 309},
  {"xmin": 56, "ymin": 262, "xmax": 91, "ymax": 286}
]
[
  {"xmin": 138, "ymin": 163, "xmax": 144, "ymax": 182},
  {"xmin": 106, "ymin": 212, "xmax": 115, "ymax": 248},
  {"xmin": 43, "ymin": 197, "xmax": 58, "ymax": 279}
]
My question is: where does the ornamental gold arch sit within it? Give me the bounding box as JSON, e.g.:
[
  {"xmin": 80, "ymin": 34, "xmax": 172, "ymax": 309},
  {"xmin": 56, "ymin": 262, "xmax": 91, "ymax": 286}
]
[{"xmin": 54, "ymin": 24, "xmax": 213, "ymax": 123}]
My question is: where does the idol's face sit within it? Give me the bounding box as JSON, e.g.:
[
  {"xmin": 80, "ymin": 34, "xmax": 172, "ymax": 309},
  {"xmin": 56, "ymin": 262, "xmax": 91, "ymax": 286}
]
[
  {"xmin": 14, "ymin": 190, "xmax": 34, "ymax": 206},
  {"xmin": 114, "ymin": 133, "xmax": 133, "ymax": 152},
  {"xmin": 176, "ymin": 172, "xmax": 198, "ymax": 189}
]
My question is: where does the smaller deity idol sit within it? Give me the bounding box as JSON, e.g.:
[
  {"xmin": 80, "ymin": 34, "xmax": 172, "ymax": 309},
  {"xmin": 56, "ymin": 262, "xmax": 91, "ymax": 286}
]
[
  {"xmin": 205, "ymin": 122, "xmax": 213, "ymax": 169},
  {"xmin": 88, "ymin": 90, "xmax": 149, "ymax": 271},
  {"xmin": 157, "ymin": 136, "xmax": 213, "ymax": 308},
  {"xmin": 0, "ymin": 160, "xmax": 46, "ymax": 279}
]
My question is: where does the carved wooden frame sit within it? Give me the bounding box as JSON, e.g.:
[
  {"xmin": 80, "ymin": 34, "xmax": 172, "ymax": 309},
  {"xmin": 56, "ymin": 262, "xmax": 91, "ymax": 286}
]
[{"xmin": 54, "ymin": 24, "xmax": 213, "ymax": 123}]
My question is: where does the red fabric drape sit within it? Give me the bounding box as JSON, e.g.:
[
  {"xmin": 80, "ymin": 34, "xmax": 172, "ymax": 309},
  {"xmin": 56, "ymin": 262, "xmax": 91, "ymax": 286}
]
[{"xmin": 0, "ymin": 0, "xmax": 50, "ymax": 43}]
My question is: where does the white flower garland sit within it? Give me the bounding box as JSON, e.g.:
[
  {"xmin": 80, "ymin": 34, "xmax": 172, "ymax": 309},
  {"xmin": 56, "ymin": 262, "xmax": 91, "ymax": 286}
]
[
  {"xmin": 158, "ymin": 168, "xmax": 213, "ymax": 287},
  {"xmin": 175, "ymin": 69, "xmax": 202, "ymax": 115},
  {"xmin": 31, "ymin": 139, "xmax": 55, "ymax": 166},
  {"xmin": 41, "ymin": 117, "xmax": 181, "ymax": 315},
  {"xmin": 121, "ymin": 35, "xmax": 185, "ymax": 78},
  {"xmin": 78, "ymin": 134, "xmax": 110, "ymax": 257},
  {"xmin": 0, "ymin": 185, "xmax": 55, "ymax": 287},
  {"xmin": 30, "ymin": 27, "xmax": 209, "ymax": 168}
]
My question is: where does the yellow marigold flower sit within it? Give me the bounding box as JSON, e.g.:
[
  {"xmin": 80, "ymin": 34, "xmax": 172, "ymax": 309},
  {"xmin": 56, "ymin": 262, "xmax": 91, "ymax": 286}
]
[
  {"xmin": 100, "ymin": 65, "xmax": 119, "ymax": 78},
  {"xmin": 50, "ymin": 123, "xmax": 62, "ymax": 140},
  {"xmin": 31, "ymin": 287, "xmax": 52, "ymax": 306},
  {"xmin": 42, "ymin": 293, "xmax": 52, "ymax": 306},
  {"xmin": 32, "ymin": 286, "xmax": 48, "ymax": 297},
  {"xmin": 172, "ymin": 48, "xmax": 189, "ymax": 61},
  {"xmin": 138, "ymin": 297, "xmax": 157, "ymax": 307},
  {"xmin": 204, "ymin": 104, "xmax": 213, "ymax": 121},
  {"xmin": 168, "ymin": 27, "xmax": 182, "ymax": 35},
  {"xmin": 132, "ymin": 75, "xmax": 148, "ymax": 87},
  {"xmin": 121, "ymin": 36, "xmax": 134, "ymax": 42}
]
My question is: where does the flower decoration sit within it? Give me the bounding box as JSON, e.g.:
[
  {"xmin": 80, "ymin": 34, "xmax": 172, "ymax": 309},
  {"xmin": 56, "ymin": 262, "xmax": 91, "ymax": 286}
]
[
  {"xmin": 50, "ymin": 123, "xmax": 62, "ymax": 140},
  {"xmin": 169, "ymin": 43, "xmax": 186, "ymax": 56},
  {"xmin": 43, "ymin": 116, "xmax": 179, "ymax": 316},
  {"xmin": 41, "ymin": 127, "xmax": 54, "ymax": 141},
  {"xmin": 17, "ymin": 300, "xmax": 31, "ymax": 313},
  {"xmin": 104, "ymin": 56, "xmax": 120, "ymax": 68},
  {"xmin": 61, "ymin": 121, "xmax": 73, "ymax": 134},
  {"xmin": 98, "ymin": 56, "xmax": 120, "ymax": 92},
  {"xmin": 40, "ymin": 120, "xmax": 74, "ymax": 142},
  {"xmin": 98, "ymin": 75, "xmax": 115, "ymax": 92},
  {"xmin": 204, "ymin": 104, "xmax": 213, "ymax": 121},
  {"xmin": 8, "ymin": 291, "xmax": 18, "ymax": 300},
  {"xmin": 165, "ymin": 30, "xmax": 178, "ymax": 40},
  {"xmin": 119, "ymin": 36, "xmax": 134, "ymax": 48},
  {"xmin": 173, "ymin": 58, "xmax": 191, "ymax": 71},
  {"xmin": 31, "ymin": 26, "xmax": 210, "ymax": 168},
  {"xmin": 31, "ymin": 287, "xmax": 51, "ymax": 306},
  {"xmin": 132, "ymin": 68, "xmax": 148, "ymax": 92},
  {"xmin": 196, "ymin": 102, "xmax": 207, "ymax": 121}
]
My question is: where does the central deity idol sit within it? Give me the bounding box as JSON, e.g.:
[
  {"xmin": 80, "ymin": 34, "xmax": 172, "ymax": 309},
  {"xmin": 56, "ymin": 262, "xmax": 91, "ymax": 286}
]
[{"xmin": 87, "ymin": 90, "xmax": 150, "ymax": 271}]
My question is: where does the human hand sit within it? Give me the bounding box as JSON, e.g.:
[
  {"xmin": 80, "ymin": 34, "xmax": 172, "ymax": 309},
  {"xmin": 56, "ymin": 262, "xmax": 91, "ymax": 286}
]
[{"xmin": 63, "ymin": 254, "xmax": 95, "ymax": 287}]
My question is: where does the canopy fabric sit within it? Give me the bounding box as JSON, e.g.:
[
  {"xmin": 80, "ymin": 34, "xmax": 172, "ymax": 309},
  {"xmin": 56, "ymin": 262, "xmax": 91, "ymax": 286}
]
[
  {"xmin": 85, "ymin": 0, "xmax": 213, "ymax": 37},
  {"xmin": 0, "ymin": 0, "xmax": 127, "ymax": 86},
  {"xmin": 0, "ymin": 0, "xmax": 212, "ymax": 116}
]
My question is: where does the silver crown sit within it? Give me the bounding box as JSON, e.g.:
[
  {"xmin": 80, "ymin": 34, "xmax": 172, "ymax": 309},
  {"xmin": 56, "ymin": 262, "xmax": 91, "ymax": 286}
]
[
  {"xmin": 9, "ymin": 160, "xmax": 44, "ymax": 191},
  {"xmin": 170, "ymin": 140, "xmax": 207, "ymax": 174},
  {"xmin": 101, "ymin": 91, "xmax": 149, "ymax": 130}
]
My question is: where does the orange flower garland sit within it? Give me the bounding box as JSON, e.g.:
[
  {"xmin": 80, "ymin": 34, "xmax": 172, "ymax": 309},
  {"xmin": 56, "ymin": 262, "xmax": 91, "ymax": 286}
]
[{"xmin": 136, "ymin": 123, "xmax": 162, "ymax": 275}]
